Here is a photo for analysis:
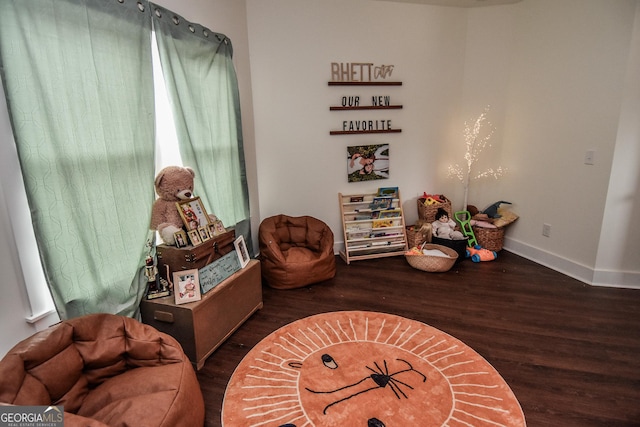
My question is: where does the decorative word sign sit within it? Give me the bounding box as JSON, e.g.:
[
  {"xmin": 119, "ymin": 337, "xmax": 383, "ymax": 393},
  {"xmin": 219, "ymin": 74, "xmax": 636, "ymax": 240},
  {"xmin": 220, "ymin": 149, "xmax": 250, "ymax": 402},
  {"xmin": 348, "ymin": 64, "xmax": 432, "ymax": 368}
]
[
  {"xmin": 329, "ymin": 62, "xmax": 402, "ymax": 135},
  {"xmin": 331, "ymin": 62, "xmax": 395, "ymax": 82},
  {"xmin": 342, "ymin": 119, "xmax": 392, "ymax": 132}
]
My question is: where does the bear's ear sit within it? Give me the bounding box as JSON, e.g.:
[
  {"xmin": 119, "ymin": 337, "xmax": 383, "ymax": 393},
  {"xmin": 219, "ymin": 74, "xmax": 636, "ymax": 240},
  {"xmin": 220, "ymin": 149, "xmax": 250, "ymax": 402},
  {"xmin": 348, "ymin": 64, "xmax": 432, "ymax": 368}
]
[
  {"xmin": 154, "ymin": 170, "xmax": 166, "ymax": 188},
  {"xmin": 185, "ymin": 167, "xmax": 195, "ymax": 178}
]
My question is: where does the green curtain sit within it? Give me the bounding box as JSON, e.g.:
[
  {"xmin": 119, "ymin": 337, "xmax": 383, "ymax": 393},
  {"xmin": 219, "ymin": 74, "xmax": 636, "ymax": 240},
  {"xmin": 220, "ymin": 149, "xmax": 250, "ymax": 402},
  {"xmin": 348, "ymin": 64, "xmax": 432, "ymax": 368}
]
[
  {"xmin": 151, "ymin": 3, "xmax": 251, "ymax": 245},
  {"xmin": 0, "ymin": 0, "xmax": 156, "ymax": 319}
]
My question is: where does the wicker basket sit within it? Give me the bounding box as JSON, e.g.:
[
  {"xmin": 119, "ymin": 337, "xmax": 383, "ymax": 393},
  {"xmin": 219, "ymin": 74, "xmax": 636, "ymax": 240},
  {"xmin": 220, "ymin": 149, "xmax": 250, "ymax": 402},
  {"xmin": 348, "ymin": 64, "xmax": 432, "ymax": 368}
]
[
  {"xmin": 405, "ymin": 244, "xmax": 458, "ymax": 272},
  {"xmin": 417, "ymin": 197, "xmax": 452, "ymax": 223},
  {"xmin": 405, "ymin": 221, "xmax": 431, "ymax": 248},
  {"xmin": 472, "ymin": 226, "xmax": 505, "ymax": 252}
]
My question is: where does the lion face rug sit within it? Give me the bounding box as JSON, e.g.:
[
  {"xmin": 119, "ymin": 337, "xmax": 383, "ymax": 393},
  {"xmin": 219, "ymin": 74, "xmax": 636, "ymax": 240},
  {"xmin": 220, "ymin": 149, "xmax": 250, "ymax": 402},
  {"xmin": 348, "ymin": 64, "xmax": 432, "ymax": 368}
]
[{"xmin": 222, "ymin": 311, "xmax": 526, "ymax": 426}]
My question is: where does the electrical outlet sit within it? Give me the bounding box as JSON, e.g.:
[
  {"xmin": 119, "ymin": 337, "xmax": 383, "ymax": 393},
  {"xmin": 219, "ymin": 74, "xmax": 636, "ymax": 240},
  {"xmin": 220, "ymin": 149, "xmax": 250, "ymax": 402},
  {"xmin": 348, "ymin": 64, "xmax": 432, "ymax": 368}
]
[
  {"xmin": 542, "ymin": 223, "xmax": 551, "ymax": 237},
  {"xmin": 584, "ymin": 149, "xmax": 595, "ymax": 165}
]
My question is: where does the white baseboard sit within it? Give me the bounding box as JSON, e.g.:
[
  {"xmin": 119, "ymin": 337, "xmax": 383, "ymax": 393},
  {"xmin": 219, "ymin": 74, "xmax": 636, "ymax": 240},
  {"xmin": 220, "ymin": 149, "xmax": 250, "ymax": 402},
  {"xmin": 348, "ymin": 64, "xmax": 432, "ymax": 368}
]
[{"xmin": 503, "ymin": 237, "xmax": 640, "ymax": 289}]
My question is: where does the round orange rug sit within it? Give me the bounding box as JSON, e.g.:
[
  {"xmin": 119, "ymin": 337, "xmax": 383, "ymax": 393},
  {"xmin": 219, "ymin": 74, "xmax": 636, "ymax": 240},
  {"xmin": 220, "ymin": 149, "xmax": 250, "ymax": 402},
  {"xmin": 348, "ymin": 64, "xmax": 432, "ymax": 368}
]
[{"xmin": 222, "ymin": 311, "xmax": 526, "ymax": 426}]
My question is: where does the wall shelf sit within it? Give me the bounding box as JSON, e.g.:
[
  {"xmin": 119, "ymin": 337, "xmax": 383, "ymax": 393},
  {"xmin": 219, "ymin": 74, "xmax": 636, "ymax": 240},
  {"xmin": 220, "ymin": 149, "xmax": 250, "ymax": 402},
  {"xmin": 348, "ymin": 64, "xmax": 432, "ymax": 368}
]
[
  {"xmin": 328, "ymin": 81, "xmax": 403, "ymax": 86},
  {"xmin": 329, "ymin": 105, "xmax": 403, "ymax": 111},
  {"xmin": 330, "ymin": 129, "xmax": 402, "ymax": 135}
]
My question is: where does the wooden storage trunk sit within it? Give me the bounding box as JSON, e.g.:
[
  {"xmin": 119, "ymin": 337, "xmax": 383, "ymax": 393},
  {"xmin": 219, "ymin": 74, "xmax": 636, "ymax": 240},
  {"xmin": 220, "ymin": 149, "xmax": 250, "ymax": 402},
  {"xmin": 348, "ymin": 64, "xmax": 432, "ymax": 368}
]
[
  {"xmin": 140, "ymin": 259, "xmax": 262, "ymax": 370},
  {"xmin": 157, "ymin": 229, "xmax": 235, "ymax": 280}
]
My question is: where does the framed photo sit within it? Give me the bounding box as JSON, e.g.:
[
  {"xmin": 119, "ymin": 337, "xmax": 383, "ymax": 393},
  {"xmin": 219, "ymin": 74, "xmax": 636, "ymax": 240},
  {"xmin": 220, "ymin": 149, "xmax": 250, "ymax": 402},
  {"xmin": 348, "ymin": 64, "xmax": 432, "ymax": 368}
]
[
  {"xmin": 210, "ymin": 220, "xmax": 226, "ymax": 236},
  {"xmin": 187, "ymin": 229, "xmax": 202, "ymax": 246},
  {"xmin": 347, "ymin": 144, "xmax": 389, "ymax": 182},
  {"xmin": 234, "ymin": 235, "xmax": 250, "ymax": 268},
  {"xmin": 176, "ymin": 197, "xmax": 211, "ymax": 231},
  {"xmin": 198, "ymin": 226, "xmax": 210, "ymax": 243},
  {"xmin": 350, "ymin": 196, "xmax": 364, "ymax": 203},
  {"xmin": 174, "ymin": 230, "xmax": 188, "ymax": 248},
  {"xmin": 173, "ymin": 269, "xmax": 201, "ymax": 304}
]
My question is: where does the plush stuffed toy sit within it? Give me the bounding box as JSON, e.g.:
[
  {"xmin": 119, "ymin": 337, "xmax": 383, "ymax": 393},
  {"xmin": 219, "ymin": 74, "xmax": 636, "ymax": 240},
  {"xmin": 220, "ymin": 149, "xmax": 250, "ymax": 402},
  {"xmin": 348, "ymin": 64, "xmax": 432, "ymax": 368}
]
[
  {"xmin": 482, "ymin": 201, "xmax": 512, "ymax": 218},
  {"xmin": 431, "ymin": 208, "xmax": 465, "ymax": 240},
  {"xmin": 150, "ymin": 166, "xmax": 196, "ymax": 245}
]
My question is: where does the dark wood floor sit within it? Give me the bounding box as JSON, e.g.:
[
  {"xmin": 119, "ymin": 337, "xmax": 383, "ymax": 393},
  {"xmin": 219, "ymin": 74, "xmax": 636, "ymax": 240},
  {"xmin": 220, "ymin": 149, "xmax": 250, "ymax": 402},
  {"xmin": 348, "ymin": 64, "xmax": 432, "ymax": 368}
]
[{"xmin": 196, "ymin": 251, "xmax": 640, "ymax": 427}]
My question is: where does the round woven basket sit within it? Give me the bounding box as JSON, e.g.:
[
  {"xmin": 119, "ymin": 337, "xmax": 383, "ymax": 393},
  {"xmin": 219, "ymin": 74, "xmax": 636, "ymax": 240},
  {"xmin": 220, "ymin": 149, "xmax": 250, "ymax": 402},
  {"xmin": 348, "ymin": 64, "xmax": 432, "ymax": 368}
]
[{"xmin": 405, "ymin": 244, "xmax": 458, "ymax": 273}]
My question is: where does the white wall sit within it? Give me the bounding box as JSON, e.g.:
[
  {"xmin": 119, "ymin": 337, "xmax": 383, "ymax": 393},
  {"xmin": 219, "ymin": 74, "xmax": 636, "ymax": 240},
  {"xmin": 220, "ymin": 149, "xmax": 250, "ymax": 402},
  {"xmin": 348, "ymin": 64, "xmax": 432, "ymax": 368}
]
[
  {"xmin": 246, "ymin": 0, "xmax": 468, "ymax": 234},
  {"xmin": 247, "ymin": 0, "xmax": 640, "ymax": 287},
  {"xmin": 595, "ymin": 2, "xmax": 640, "ymax": 286}
]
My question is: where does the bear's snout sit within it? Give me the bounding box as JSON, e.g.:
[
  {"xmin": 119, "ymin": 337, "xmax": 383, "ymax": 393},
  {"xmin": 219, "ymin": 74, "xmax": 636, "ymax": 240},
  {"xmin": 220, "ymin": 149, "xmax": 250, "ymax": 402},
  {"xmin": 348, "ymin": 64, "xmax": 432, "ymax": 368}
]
[{"xmin": 177, "ymin": 189, "xmax": 193, "ymax": 200}]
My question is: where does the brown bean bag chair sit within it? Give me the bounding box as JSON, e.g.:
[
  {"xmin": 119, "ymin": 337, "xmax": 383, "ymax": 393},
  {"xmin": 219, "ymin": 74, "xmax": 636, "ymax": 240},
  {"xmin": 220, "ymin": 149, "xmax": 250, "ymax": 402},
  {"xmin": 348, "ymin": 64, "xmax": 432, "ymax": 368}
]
[
  {"xmin": 0, "ymin": 313, "xmax": 204, "ymax": 427},
  {"xmin": 259, "ymin": 215, "xmax": 336, "ymax": 289}
]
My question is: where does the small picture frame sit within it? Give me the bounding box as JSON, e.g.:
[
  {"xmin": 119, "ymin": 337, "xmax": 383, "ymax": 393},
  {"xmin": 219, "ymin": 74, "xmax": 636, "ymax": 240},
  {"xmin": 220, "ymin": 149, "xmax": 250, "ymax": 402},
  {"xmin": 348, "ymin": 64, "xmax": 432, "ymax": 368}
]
[
  {"xmin": 234, "ymin": 235, "xmax": 250, "ymax": 268},
  {"xmin": 350, "ymin": 196, "xmax": 364, "ymax": 203},
  {"xmin": 187, "ymin": 229, "xmax": 202, "ymax": 246},
  {"xmin": 210, "ymin": 220, "xmax": 226, "ymax": 236},
  {"xmin": 176, "ymin": 197, "xmax": 211, "ymax": 231},
  {"xmin": 174, "ymin": 230, "xmax": 188, "ymax": 248},
  {"xmin": 198, "ymin": 226, "xmax": 210, "ymax": 243},
  {"xmin": 173, "ymin": 269, "xmax": 201, "ymax": 305}
]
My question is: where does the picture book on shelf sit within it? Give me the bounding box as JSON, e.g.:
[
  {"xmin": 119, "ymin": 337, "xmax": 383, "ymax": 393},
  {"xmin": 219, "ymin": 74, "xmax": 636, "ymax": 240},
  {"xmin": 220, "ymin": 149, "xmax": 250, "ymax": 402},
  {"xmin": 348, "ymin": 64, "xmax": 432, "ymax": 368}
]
[
  {"xmin": 377, "ymin": 187, "xmax": 398, "ymax": 198},
  {"xmin": 379, "ymin": 209, "xmax": 401, "ymax": 218},
  {"xmin": 372, "ymin": 219, "xmax": 394, "ymax": 228},
  {"xmin": 369, "ymin": 197, "xmax": 393, "ymax": 210}
]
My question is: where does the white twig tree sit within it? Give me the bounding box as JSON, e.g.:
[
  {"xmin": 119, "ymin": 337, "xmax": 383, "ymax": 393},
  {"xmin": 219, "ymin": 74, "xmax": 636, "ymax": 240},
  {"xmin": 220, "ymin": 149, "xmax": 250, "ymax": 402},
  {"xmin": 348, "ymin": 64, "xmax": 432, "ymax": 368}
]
[{"xmin": 448, "ymin": 106, "xmax": 505, "ymax": 213}]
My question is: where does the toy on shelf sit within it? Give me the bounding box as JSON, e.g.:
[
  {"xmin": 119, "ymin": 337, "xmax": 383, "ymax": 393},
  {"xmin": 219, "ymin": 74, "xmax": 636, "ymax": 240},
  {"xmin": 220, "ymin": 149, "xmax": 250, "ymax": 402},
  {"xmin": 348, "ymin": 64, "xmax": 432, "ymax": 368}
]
[{"xmin": 466, "ymin": 245, "xmax": 497, "ymax": 262}]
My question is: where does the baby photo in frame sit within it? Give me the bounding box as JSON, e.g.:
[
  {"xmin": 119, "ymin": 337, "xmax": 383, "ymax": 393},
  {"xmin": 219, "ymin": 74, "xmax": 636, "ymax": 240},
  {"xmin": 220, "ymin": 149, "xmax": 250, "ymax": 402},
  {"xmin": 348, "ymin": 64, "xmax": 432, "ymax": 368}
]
[
  {"xmin": 198, "ymin": 226, "xmax": 210, "ymax": 243},
  {"xmin": 177, "ymin": 197, "xmax": 211, "ymax": 231},
  {"xmin": 234, "ymin": 235, "xmax": 250, "ymax": 268},
  {"xmin": 210, "ymin": 220, "xmax": 226, "ymax": 236},
  {"xmin": 187, "ymin": 229, "xmax": 202, "ymax": 246},
  {"xmin": 173, "ymin": 269, "xmax": 201, "ymax": 305},
  {"xmin": 174, "ymin": 230, "xmax": 188, "ymax": 248},
  {"xmin": 347, "ymin": 144, "xmax": 390, "ymax": 182}
]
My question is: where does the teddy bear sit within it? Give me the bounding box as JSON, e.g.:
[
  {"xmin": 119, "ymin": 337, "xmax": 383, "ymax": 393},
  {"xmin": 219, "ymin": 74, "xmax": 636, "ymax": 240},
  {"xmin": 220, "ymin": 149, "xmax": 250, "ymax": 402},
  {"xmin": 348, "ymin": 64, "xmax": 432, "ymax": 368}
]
[{"xmin": 150, "ymin": 166, "xmax": 196, "ymax": 245}]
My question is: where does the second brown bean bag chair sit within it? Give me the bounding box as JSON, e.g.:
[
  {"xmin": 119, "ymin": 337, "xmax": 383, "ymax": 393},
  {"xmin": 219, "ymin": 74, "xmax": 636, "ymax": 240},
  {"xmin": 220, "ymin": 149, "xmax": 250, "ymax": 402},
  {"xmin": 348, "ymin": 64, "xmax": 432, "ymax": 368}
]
[{"xmin": 259, "ymin": 215, "xmax": 336, "ymax": 289}]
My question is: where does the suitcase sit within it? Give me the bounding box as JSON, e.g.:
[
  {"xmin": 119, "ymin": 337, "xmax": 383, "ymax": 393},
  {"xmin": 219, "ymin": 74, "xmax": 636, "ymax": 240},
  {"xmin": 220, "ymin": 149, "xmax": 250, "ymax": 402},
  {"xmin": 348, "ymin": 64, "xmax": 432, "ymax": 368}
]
[{"xmin": 157, "ymin": 228, "xmax": 236, "ymax": 280}]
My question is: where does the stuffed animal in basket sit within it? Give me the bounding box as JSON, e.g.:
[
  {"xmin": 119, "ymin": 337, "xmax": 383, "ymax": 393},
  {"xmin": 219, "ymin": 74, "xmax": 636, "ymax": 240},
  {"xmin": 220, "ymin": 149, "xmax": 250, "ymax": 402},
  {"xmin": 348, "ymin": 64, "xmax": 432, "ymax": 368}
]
[
  {"xmin": 431, "ymin": 208, "xmax": 465, "ymax": 240},
  {"xmin": 150, "ymin": 166, "xmax": 197, "ymax": 245},
  {"xmin": 466, "ymin": 245, "xmax": 497, "ymax": 263}
]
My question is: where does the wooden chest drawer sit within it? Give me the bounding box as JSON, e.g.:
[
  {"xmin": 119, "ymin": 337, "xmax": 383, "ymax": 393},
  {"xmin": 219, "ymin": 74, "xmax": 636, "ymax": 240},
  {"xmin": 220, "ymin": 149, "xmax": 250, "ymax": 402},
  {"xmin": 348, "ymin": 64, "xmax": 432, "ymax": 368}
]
[{"xmin": 140, "ymin": 259, "xmax": 262, "ymax": 370}]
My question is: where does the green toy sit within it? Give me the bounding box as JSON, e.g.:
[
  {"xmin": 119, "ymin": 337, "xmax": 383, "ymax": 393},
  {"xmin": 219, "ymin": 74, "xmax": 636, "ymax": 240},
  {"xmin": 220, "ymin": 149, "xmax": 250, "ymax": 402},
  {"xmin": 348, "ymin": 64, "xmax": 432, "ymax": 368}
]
[{"xmin": 454, "ymin": 210, "xmax": 478, "ymax": 247}]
